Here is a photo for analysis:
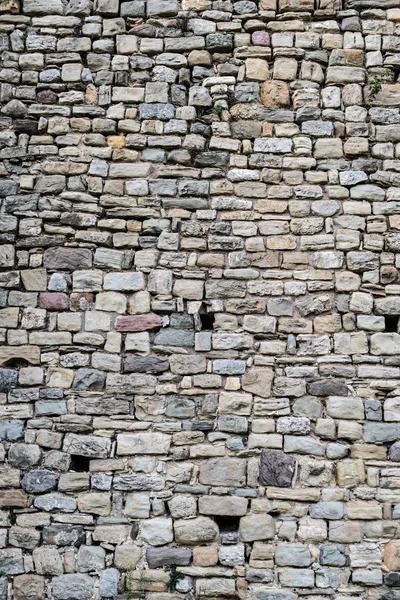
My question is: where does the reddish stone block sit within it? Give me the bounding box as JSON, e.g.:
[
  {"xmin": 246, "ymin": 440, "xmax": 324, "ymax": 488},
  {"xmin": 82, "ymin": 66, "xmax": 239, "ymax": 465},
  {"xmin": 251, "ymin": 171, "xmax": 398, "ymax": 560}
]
[
  {"xmin": 252, "ymin": 31, "xmax": 270, "ymax": 46},
  {"xmin": 39, "ymin": 292, "xmax": 69, "ymax": 310},
  {"xmin": 115, "ymin": 313, "xmax": 163, "ymax": 332}
]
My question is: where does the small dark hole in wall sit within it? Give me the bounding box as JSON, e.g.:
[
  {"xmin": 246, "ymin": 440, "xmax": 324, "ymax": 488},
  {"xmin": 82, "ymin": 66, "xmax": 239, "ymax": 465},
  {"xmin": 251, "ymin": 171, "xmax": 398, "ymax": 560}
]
[
  {"xmin": 200, "ymin": 313, "xmax": 215, "ymax": 331},
  {"xmin": 385, "ymin": 316, "xmax": 399, "ymax": 332},
  {"xmin": 70, "ymin": 455, "xmax": 90, "ymax": 472},
  {"xmin": 214, "ymin": 516, "xmax": 240, "ymax": 531}
]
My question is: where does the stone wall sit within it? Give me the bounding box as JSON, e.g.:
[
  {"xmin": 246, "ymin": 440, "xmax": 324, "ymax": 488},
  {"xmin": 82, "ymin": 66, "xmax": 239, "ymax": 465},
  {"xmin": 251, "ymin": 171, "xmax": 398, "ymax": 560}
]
[{"xmin": 3, "ymin": 0, "xmax": 400, "ymax": 598}]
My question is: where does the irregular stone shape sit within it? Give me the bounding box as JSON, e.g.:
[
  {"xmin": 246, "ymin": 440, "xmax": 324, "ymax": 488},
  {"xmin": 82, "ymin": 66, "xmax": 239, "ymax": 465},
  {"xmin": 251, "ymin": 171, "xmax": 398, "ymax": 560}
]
[
  {"xmin": 259, "ymin": 450, "xmax": 296, "ymax": 487},
  {"xmin": 9, "ymin": 443, "xmax": 41, "ymax": 468},
  {"xmin": 389, "ymin": 442, "xmax": 400, "ymax": 461},
  {"xmin": 242, "ymin": 367, "xmax": 273, "ymax": 398},
  {"xmin": 99, "ymin": 569, "xmax": 119, "ymax": 598},
  {"xmin": 320, "ymin": 544, "xmax": 347, "ymax": 566},
  {"xmin": 307, "ymin": 380, "xmax": 348, "ymax": 396},
  {"xmin": 146, "ymin": 547, "xmax": 192, "ymax": 568},
  {"xmin": 260, "ymin": 81, "xmax": 290, "ymax": 109},
  {"xmin": 0, "ymin": 420, "xmax": 24, "ymax": 441},
  {"xmin": 72, "ymin": 369, "xmax": 105, "ymax": 391},
  {"xmin": 141, "ymin": 517, "xmax": 173, "ymax": 546},
  {"xmin": 0, "ymin": 346, "xmax": 40, "ymax": 367},
  {"xmin": 239, "ymin": 514, "xmax": 275, "ymax": 542},
  {"xmin": 0, "ymin": 549, "xmax": 24, "ymax": 575},
  {"xmin": 174, "ymin": 517, "xmax": 219, "ymax": 545},
  {"xmin": 44, "ymin": 248, "xmax": 92, "ymax": 270},
  {"xmin": 124, "ymin": 356, "xmax": 169, "ymax": 373},
  {"xmin": 13, "ymin": 574, "xmax": 45, "ymax": 600},
  {"xmin": 115, "ymin": 313, "xmax": 163, "ymax": 332},
  {"xmin": 21, "ymin": 470, "xmax": 56, "ymax": 494},
  {"xmin": 52, "ymin": 575, "xmax": 94, "ymax": 600}
]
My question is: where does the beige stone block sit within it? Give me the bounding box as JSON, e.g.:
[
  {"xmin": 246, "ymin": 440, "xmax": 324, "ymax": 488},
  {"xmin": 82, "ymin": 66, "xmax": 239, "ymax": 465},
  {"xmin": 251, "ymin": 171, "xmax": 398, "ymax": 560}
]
[{"xmin": 246, "ymin": 58, "xmax": 269, "ymax": 81}]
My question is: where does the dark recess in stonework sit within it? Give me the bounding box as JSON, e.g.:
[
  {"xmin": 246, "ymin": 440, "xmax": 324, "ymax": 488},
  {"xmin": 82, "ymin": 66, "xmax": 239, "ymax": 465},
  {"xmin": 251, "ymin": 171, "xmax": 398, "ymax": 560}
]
[
  {"xmin": 385, "ymin": 316, "xmax": 399, "ymax": 333},
  {"xmin": 70, "ymin": 455, "xmax": 90, "ymax": 472}
]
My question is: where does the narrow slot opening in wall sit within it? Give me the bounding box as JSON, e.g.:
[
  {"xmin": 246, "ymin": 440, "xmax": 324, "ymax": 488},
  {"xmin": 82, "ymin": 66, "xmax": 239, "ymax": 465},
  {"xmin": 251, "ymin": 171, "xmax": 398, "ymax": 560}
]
[
  {"xmin": 385, "ymin": 316, "xmax": 399, "ymax": 332},
  {"xmin": 70, "ymin": 455, "xmax": 90, "ymax": 472},
  {"xmin": 200, "ymin": 312, "xmax": 215, "ymax": 331}
]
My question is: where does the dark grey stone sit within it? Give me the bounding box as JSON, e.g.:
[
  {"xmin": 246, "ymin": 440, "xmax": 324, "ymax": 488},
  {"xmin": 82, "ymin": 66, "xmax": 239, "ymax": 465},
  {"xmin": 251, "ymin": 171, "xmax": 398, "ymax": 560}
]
[
  {"xmin": 0, "ymin": 368, "xmax": 18, "ymax": 391},
  {"xmin": 206, "ymin": 33, "xmax": 233, "ymax": 52},
  {"xmin": 385, "ymin": 573, "xmax": 400, "ymax": 587},
  {"xmin": 146, "ymin": 547, "xmax": 192, "ymax": 568},
  {"xmin": 259, "ymin": 450, "xmax": 296, "ymax": 487},
  {"xmin": 21, "ymin": 469, "xmax": 56, "ymax": 494},
  {"xmin": 307, "ymin": 380, "xmax": 348, "ymax": 396},
  {"xmin": 124, "ymin": 356, "xmax": 169, "ymax": 373}
]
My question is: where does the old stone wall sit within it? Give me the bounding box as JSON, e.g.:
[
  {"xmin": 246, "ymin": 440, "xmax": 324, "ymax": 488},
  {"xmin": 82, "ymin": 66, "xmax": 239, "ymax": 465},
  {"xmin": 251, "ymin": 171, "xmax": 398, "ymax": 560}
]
[{"xmin": 3, "ymin": 0, "xmax": 400, "ymax": 598}]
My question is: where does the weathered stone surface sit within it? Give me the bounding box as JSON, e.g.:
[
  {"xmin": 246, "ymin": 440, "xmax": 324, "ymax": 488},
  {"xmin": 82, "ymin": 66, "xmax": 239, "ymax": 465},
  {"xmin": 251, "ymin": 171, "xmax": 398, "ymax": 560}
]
[
  {"xmin": 124, "ymin": 356, "xmax": 169, "ymax": 373},
  {"xmin": 146, "ymin": 547, "xmax": 192, "ymax": 568},
  {"xmin": 199, "ymin": 458, "xmax": 246, "ymax": 487},
  {"xmin": 52, "ymin": 575, "xmax": 94, "ymax": 600},
  {"xmin": 44, "ymin": 248, "xmax": 92, "ymax": 270},
  {"xmin": 239, "ymin": 514, "xmax": 275, "ymax": 542},
  {"xmin": 174, "ymin": 517, "xmax": 219, "ymax": 545},
  {"xmin": 259, "ymin": 450, "xmax": 296, "ymax": 487},
  {"xmin": 198, "ymin": 496, "xmax": 248, "ymax": 516},
  {"xmin": 115, "ymin": 314, "xmax": 163, "ymax": 332}
]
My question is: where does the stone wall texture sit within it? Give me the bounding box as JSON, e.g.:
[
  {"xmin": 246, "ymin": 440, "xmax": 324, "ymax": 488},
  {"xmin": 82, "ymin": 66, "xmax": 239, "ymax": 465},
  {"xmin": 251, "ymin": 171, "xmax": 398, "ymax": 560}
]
[{"xmin": 4, "ymin": 0, "xmax": 400, "ymax": 598}]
